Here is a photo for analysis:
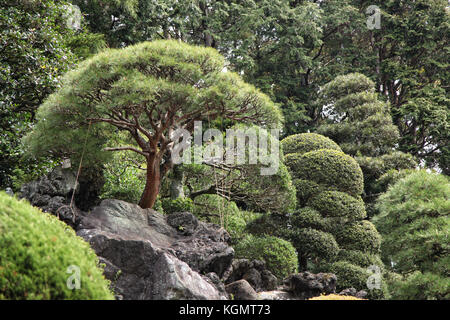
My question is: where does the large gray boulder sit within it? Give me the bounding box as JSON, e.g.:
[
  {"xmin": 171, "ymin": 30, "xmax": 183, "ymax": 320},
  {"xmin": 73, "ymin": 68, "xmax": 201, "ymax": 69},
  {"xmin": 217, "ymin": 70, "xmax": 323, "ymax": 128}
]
[{"xmin": 76, "ymin": 199, "xmax": 233, "ymax": 300}]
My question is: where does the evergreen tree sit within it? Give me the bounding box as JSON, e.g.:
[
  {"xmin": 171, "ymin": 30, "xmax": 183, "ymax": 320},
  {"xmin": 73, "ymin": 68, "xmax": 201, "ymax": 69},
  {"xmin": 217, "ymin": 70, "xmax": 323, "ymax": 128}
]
[
  {"xmin": 24, "ymin": 40, "xmax": 282, "ymax": 209},
  {"xmin": 374, "ymin": 170, "xmax": 450, "ymax": 299},
  {"xmin": 317, "ymin": 73, "xmax": 417, "ymax": 215},
  {"xmin": 281, "ymin": 133, "xmax": 387, "ymax": 298}
]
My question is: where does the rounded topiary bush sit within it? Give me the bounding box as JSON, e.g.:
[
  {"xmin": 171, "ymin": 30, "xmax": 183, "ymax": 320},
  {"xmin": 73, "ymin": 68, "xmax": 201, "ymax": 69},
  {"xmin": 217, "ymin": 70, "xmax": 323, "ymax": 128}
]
[
  {"xmin": 295, "ymin": 149, "xmax": 364, "ymax": 196},
  {"xmin": 281, "ymin": 133, "xmax": 342, "ymax": 156},
  {"xmin": 293, "ymin": 179, "xmax": 329, "ymax": 206},
  {"xmin": 337, "ymin": 250, "xmax": 384, "ymax": 269},
  {"xmin": 290, "ymin": 228, "xmax": 339, "ymax": 262},
  {"xmin": 334, "ymin": 221, "xmax": 381, "ymax": 254},
  {"xmin": 234, "ymin": 235, "xmax": 298, "ymax": 279},
  {"xmin": 0, "ymin": 192, "xmax": 114, "ymax": 300},
  {"xmin": 291, "ymin": 207, "xmax": 326, "ymax": 230},
  {"xmin": 307, "ymin": 190, "xmax": 366, "ymax": 220},
  {"xmin": 327, "ymin": 261, "xmax": 370, "ymax": 291}
]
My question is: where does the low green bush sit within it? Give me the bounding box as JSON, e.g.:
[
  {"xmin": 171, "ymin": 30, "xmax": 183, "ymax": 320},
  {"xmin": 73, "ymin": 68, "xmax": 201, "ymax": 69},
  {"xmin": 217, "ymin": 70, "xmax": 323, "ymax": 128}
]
[
  {"xmin": 337, "ymin": 249, "xmax": 384, "ymax": 269},
  {"xmin": 234, "ymin": 235, "xmax": 298, "ymax": 279},
  {"xmin": 161, "ymin": 197, "xmax": 194, "ymax": 214},
  {"xmin": 0, "ymin": 192, "xmax": 114, "ymax": 300},
  {"xmin": 245, "ymin": 213, "xmax": 290, "ymax": 239}
]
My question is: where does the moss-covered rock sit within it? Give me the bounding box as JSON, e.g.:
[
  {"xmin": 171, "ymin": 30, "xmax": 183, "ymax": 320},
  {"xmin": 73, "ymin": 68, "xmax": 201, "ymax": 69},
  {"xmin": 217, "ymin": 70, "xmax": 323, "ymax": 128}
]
[{"xmin": 0, "ymin": 192, "xmax": 114, "ymax": 300}]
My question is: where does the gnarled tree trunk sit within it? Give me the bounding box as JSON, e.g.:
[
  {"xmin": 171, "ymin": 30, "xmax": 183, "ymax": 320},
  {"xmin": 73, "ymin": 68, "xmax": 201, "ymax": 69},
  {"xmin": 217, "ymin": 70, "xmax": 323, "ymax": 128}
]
[{"xmin": 139, "ymin": 153, "xmax": 161, "ymax": 209}]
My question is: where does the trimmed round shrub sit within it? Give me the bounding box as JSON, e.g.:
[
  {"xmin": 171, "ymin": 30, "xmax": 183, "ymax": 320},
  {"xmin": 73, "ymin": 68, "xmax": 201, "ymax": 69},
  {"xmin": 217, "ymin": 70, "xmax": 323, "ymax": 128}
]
[
  {"xmin": 295, "ymin": 149, "xmax": 364, "ymax": 196},
  {"xmin": 0, "ymin": 192, "xmax": 114, "ymax": 300},
  {"xmin": 337, "ymin": 249, "xmax": 384, "ymax": 269},
  {"xmin": 307, "ymin": 190, "xmax": 366, "ymax": 220},
  {"xmin": 291, "ymin": 207, "xmax": 326, "ymax": 230},
  {"xmin": 281, "ymin": 133, "xmax": 341, "ymax": 156},
  {"xmin": 293, "ymin": 179, "xmax": 329, "ymax": 206},
  {"xmin": 327, "ymin": 261, "xmax": 370, "ymax": 291},
  {"xmin": 326, "ymin": 261, "xmax": 387, "ymax": 300},
  {"xmin": 161, "ymin": 197, "xmax": 194, "ymax": 214},
  {"xmin": 290, "ymin": 228, "xmax": 339, "ymax": 262},
  {"xmin": 334, "ymin": 221, "xmax": 381, "ymax": 254},
  {"xmin": 234, "ymin": 235, "xmax": 298, "ymax": 279}
]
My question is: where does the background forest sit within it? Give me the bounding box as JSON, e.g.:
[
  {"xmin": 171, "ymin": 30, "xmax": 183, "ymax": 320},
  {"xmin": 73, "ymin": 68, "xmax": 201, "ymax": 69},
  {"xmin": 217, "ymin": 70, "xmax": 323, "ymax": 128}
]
[{"xmin": 0, "ymin": 0, "xmax": 448, "ymax": 300}]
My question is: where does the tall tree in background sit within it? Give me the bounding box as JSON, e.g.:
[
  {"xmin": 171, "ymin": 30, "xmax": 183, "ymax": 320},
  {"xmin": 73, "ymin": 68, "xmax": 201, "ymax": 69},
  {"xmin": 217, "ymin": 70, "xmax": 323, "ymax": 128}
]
[
  {"xmin": 0, "ymin": 0, "xmax": 105, "ymax": 189},
  {"xmin": 24, "ymin": 40, "xmax": 282, "ymax": 209},
  {"xmin": 317, "ymin": 73, "xmax": 417, "ymax": 214}
]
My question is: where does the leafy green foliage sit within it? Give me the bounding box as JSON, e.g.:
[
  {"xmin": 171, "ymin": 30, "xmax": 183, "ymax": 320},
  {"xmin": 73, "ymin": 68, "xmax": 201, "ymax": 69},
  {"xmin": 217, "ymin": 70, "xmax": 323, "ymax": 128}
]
[
  {"xmin": 0, "ymin": 192, "xmax": 114, "ymax": 300},
  {"xmin": 294, "ymin": 149, "xmax": 364, "ymax": 197},
  {"xmin": 100, "ymin": 152, "xmax": 145, "ymax": 204},
  {"xmin": 334, "ymin": 221, "xmax": 381, "ymax": 254},
  {"xmin": 0, "ymin": 0, "xmax": 105, "ymax": 189},
  {"xmin": 317, "ymin": 73, "xmax": 399, "ymax": 157},
  {"xmin": 388, "ymin": 271, "xmax": 450, "ymax": 300},
  {"xmin": 161, "ymin": 197, "xmax": 194, "ymax": 215},
  {"xmin": 307, "ymin": 191, "xmax": 366, "ymax": 220},
  {"xmin": 281, "ymin": 133, "xmax": 341, "ymax": 156},
  {"xmin": 374, "ymin": 171, "xmax": 449, "ymax": 277},
  {"xmin": 289, "ymin": 228, "xmax": 339, "ymax": 263},
  {"xmin": 234, "ymin": 235, "xmax": 298, "ymax": 279}
]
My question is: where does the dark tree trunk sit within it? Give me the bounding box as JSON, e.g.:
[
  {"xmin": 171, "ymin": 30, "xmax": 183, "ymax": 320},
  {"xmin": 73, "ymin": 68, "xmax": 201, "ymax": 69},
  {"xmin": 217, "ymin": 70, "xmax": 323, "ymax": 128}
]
[{"xmin": 139, "ymin": 153, "xmax": 161, "ymax": 209}]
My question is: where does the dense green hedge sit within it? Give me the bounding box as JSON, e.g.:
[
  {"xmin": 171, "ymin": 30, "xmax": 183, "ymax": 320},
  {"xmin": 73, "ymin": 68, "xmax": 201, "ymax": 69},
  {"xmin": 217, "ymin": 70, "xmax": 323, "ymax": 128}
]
[
  {"xmin": 281, "ymin": 133, "xmax": 341, "ymax": 156},
  {"xmin": 0, "ymin": 192, "xmax": 114, "ymax": 300},
  {"xmin": 295, "ymin": 149, "xmax": 364, "ymax": 196},
  {"xmin": 234, "ymin": 235, "xmax": 298, "ymax": 279}
]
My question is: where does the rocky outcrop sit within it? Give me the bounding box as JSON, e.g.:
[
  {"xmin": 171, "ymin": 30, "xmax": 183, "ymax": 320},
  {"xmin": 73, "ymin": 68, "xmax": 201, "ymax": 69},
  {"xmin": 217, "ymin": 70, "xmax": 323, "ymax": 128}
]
[
  {"xmin": 19, "ymin": 167, "xmax": 81, "ymax": 228},
  {"xmin": 223, "ymin": 259, "xmax": 278, "ymax": 292},
  {"xmin": 283, "ymin": 272, "xmax": 337, "ymax": 299},
  {"xmin": 76, "ymin": 199, "xmax": 233, "ymax": 300},
  {"xmin": 338, "ymin": 288, "xmax": 368, "ymax": 299},
  {"xmin": 225, "ymin": 280, "xmax": 258, "ymax": 300}
]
